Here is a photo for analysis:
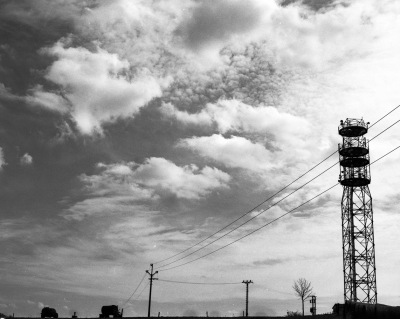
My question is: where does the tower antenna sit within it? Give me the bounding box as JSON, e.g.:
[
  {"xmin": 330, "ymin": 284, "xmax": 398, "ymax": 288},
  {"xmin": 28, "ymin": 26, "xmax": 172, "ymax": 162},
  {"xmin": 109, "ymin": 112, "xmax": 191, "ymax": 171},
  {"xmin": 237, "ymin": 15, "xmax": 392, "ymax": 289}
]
[{"xmin": 338, "ymin": 118, "xmax": 377, "ymax": 303}]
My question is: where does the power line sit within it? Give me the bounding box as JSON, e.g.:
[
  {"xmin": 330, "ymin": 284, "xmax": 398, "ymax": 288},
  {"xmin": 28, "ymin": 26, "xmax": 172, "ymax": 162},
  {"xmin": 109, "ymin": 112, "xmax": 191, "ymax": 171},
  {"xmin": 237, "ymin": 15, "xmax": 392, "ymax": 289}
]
[
  {"xmin": 158, "ymin": 182, "xmax": 339, "ymax": 272},
  {"xmin": 368, "ymin": 104, "xmax": 400, "ymax": 129},
  {"xmin": 158, "ymin": 279, "xmax": 241, "ymax": 285},
  {"xmin": 154, "ymin": 104, "xmax": 400, "ymax": 267},
  {"xmin": 371, "ymin": 144, "xmax": 400, "ymax": 164},
  {"xmin": 158, "ymin": 142, "xmax": 400, "ymax": 272},
  {"xmin": 122, "ymin": 272, "xmax": 147, "ymax": 307},
  {"xmin": 133, "ymin": 282, "xmax": 149, "ymax": 303},
  {"xmin": 263, "ymin": 287, "xmax": 293, "ymax": 297},
  {"xmin": 156, "ymin": 161, "xmax": 338, "ymax": 270},
  {"xmin": 153, "ymin": 150, "xmax": 338, "ymax": 266},
  {"xmin": 369, "ymin": 118, "xmax": 400, "ymax": 142},
  {"xmin": 158, "ymin": 279, "xmax": 291, "ymax": 295}
]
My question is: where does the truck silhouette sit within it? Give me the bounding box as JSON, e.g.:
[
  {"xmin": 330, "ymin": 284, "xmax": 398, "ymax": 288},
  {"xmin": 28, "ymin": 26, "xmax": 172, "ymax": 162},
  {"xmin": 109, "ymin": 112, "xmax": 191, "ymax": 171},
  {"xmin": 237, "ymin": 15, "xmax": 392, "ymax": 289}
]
[
  {"xmin": 41, "ymin": 307, "xmax": 58, "ymax": 318},
  {"xmin": 99, "ymin": 305, "xmax": 123, "ymax": 318}
]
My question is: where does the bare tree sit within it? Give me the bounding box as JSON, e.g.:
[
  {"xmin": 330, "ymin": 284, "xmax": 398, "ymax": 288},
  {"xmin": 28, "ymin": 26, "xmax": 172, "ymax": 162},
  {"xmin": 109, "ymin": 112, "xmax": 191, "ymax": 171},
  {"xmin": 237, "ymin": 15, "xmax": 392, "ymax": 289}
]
[{"xmin": 292, "ymin": 278, "xmax": 313, "ymax": 316}]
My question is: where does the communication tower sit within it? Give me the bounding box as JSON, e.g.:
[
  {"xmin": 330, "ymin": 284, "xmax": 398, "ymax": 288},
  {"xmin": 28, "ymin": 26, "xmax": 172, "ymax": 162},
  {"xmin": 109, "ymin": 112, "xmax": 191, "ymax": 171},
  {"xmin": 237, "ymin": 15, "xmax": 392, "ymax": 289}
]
[{"xmin": 338, "ymin": 118, "xmax": 377, "ymax": 303}]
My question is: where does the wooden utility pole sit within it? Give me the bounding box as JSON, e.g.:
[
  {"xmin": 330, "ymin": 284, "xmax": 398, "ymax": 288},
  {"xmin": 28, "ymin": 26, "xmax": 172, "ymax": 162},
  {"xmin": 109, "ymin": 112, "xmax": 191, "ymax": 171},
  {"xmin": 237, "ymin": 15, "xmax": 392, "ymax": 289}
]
[
  {"xmin": 242, "ymin": 280, "xmax": 253, "ymax": 317},
  {"xmin": 146, "ymin": 264, "xmax": 158, "ymax": 317}
]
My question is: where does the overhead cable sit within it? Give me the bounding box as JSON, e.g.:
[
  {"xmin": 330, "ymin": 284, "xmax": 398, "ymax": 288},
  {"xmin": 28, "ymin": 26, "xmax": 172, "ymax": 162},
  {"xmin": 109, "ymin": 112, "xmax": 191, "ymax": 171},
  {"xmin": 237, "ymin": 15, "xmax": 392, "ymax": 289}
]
[
  {"xmin": 368, "ymin": 104, "xmax": 400, "ymax": 129},
  {"xmin": 122, "ymin": 265, "xmax": 151, "ymax": 307},
  {"xmin": 158, "ymin": 279, "xmax": 241, "ymax": 285},
  {"xmin": 154, "ymin": 104, "xmax": 400, "ymax": 267},
  {"xmin": 133, "ymin": 282, "xmax": 149, "ymax": 303},
  {"xmin": 156, "ymin": 161, "xmax": 338, "ymax": 270},
  {"xmin": 156, "ymin": 106, "xmax": 400, "ymax": 269},
  {"xmin": 153, "ymin": 150, "xmax": 338, "ymax": 266},
  {"xmin": 158, "ymin": 142, "xmax": 400, "ymax": 272},
  {"xmin": 369, "ymin": 118, "xmax": 400, "ymax": 142},
  {"xmin": 158, "ymin": 182, "xmax": 339, "ymax": 272}
]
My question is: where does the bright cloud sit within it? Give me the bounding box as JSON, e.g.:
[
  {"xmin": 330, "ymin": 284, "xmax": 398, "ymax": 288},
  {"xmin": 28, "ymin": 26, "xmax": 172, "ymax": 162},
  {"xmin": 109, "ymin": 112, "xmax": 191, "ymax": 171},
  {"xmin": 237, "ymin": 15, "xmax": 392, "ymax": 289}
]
[
  {"xmin": 0, "ymin": 148, "xmax": 5, "ymax": 170},
  {"xmin": 179, "ymin": 134, "xmax": 276, "ymax": 173},
  {"xmin": 162, "ymin": 99, "xmax": 310, "ymax": 139},
  {"xmin": 131, "ymin": 157, "xmax": 231, "ymax": 199},
  {"xmin": 96, "ymin": 159, "xmax": 231, "ymax": 200},
  {"xmin": 34, "ymin": 42, "xmax": 168, "ymax": 134},
  {"xmin": 63, "ymin": 158, "xmax": 231, "ymax": 220},
  {"xmin": 3, "ymin": 0, "xmax": 400, "ymax": 316},
  {"xmin": 20, "ymin": 153, "xmax": 33, "ymax": 166}
]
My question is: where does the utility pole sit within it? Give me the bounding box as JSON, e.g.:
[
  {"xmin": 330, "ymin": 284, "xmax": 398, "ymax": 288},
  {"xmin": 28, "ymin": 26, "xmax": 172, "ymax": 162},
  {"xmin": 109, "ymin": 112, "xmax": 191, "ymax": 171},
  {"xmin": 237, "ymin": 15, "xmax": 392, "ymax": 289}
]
[
  {"xmin": 242, "ymin": 280, "xmax": 253, "ymax": 317},
  {"xmin": 146, "ymin": 264, "xmax": 158, "ymax": 317}
]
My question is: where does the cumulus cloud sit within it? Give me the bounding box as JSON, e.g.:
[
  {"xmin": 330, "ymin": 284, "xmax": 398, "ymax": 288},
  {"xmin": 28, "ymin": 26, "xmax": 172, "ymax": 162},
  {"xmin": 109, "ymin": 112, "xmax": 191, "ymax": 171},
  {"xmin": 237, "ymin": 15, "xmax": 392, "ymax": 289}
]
[
  {"xmin": 130, "ymin": 157, "xmax": 230, "ymax": 199},
  {"xmin": 0, "ymin": 148, "xmax": 5, "ymax": 170},
  {"xmin": 62, "ymin": 158, "xmax": 230, "ymax": 220},
  {"xmin": 34, "ymin": 42, "xmax": 169, "ymax": 134},
  {"xmin": 179, "ymin": 134, "xmax": 276, "ymax": 173},
  {"xmin": 162, "ymin": 99, "xmax": 309, "ymax": 137},
  {"xmin": 20, "ymin": 153, "xmax": 33, "ymax": 166},
  {"xmin": 26, "ymin": 86, "xmax": 70, "ymax": 113},
  {"xmin": 167, "ymin": 100, "xmax": 313, "ymax": 179},
  {"xmin": 93, "ymin": 158, "xmax": 231, "ymax": 200}
]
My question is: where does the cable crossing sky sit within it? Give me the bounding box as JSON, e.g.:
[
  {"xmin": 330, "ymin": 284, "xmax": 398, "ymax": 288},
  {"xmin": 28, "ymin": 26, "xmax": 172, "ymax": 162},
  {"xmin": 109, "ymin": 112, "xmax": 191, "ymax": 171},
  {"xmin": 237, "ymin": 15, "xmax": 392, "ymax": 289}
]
[
  {"xmin": 153, "ymin": 104, "xmax": 400, "ymax": 272},
  {"xmin": 153, "ymin": 104, "xmax": 400, "ymax": 270},
  {"xmin": 124, "ymin": 104, "xmax": 400, "ymax": 305}
]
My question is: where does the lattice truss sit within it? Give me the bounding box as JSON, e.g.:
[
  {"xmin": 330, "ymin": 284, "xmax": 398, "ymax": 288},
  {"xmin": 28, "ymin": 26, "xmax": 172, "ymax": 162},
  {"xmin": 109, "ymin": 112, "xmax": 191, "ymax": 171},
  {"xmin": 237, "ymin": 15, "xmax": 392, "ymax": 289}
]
[
  {"xmin": 338, "ymin": 118, "xmax": 377, "ymax": 304},
  {"xmin": 341, "ymin": 186, "xmax": 377, "ymax": 303}
]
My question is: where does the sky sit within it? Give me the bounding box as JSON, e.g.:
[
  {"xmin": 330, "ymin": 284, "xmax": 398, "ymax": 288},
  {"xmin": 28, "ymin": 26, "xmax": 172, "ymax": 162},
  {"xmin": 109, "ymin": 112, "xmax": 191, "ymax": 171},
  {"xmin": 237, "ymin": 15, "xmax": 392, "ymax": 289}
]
[{"xmin": 1, "ymin": 0, "xmax": 400, "ymax": 317}]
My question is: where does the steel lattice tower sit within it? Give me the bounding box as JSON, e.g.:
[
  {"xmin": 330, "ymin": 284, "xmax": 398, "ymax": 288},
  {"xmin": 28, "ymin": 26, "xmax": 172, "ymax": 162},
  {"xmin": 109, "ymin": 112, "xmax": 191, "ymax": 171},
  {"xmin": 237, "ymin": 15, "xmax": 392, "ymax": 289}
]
[{"xmin": 338, "ymin": 118, "xmax": 377, "ymax": 304}]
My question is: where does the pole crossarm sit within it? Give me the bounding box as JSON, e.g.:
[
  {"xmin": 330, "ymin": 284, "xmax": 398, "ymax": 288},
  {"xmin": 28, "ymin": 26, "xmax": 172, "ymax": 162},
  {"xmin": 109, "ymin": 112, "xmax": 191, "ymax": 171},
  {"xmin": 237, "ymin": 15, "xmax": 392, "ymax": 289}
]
[
  {"xmin": 242, "ymin": 280, "xmax": 253, "ymax": 317},
  {"xmin": 146, "ymin": 264, "xmax": 159, "ymax": 317}
]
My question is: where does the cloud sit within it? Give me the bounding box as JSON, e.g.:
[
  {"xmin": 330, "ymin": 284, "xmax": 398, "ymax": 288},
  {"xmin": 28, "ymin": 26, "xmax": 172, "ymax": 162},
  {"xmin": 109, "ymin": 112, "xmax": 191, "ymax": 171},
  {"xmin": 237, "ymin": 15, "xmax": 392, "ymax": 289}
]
[
  {"xmin": 130, "ymin": 157, "xmax": 231, "ymax": 199},
  {"xmin": 94, "ymin": 158, "xmax": 231, "ymax": 200},
  {"xmin": 62, "ymin": 158, "xmax": 230, "ymax": 220},
  {"xmin": 34, "ymin": 42, "xmax": 169, "ymax": 134},
  {"xmin": 179, "ymin": 134, "xmax": 276, "ymax": 173},
  {"xmin": 177, "ymin": 0, "xmax": 262, "ymax": 51},
  {"xmin": 0, "ymin": 83, "xmax": 19, "ymax": 100},
  {"xmin": 20, "ymin": 153, "xmax": 33, "ymax": 166},
  {"xmin": 0, "ymin": 148, "xmax": 5, "ymax": 170},
  {"xmin": 253, "ymin": 258, "xmax": 288, "ymax": 266},
  {"xmin": 26, "ymin": 86, "xmax": 70, "ymax": 113},
  {"xmin": 280, "ymin": 0, "xmax": 339, "ymax": 11},
  {"xmin": 38, "ymin": 302, "xmax": 45, "ymax": 309},
  {"xmin": 162, "ymin": 99, "xmax": 309, "ymax": 138}
]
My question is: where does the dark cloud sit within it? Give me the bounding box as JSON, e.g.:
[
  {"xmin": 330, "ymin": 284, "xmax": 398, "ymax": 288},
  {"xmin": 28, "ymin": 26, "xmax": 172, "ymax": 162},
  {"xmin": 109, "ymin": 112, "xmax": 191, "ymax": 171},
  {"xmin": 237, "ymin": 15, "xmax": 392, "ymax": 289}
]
[
  {"xmin": 163, "ymin": 42, "xmax": 289, "ymax": 111},
  {"xmin": 0, "ymin": 97, "xmax": 113, "ymax": 218},
  {"xmin": 1, "ymin": 0, "xmax": 398, "ymax": 317},
  {"xmin": 177, "ymin": 0, "xmax": 262, "ymax": 50},
  {"xmin": 280, "ymin": 0, "xmax": 341, "ymax": 11},
  {"xmin": 0, "ymin": 0, "xmax": 80, "ymax": 95},
  {"xmin": 253, "ymin": 258, "xmax": 287, "ymax": 266}
]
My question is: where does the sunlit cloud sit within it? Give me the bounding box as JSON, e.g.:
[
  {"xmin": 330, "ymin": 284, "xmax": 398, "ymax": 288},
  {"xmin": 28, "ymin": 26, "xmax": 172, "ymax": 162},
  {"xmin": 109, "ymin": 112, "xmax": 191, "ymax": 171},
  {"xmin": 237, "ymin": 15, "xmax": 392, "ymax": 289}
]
[
  {"xmin": 20, "ymin": 153, "xmax": 33, "ymax": 166},
  {"xmin": 32, "ymin": 42, "xmax": 170, "ymax": 134},
  {"xmin": 1, "ymin": 0, "xmax": 400, "ymax": 317}
]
